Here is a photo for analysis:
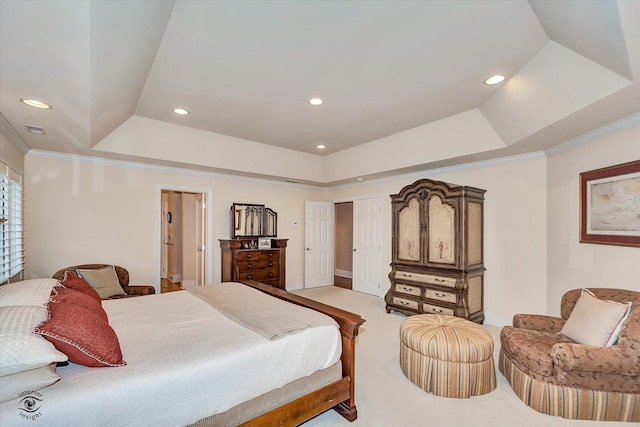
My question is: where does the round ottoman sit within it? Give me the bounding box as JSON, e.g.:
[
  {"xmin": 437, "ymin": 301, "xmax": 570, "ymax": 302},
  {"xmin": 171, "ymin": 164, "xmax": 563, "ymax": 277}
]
[{"xmin": 399, "ymin": 314, "xmax": 496, "ymax": 398}]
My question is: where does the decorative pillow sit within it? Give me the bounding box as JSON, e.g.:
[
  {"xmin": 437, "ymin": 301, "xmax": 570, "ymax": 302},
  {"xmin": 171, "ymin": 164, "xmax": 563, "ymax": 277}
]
[
  {"xmin": 0, "ymin": 363, "xmax": 59, "ymax": 403},
  {"xmin": 0, "ymin": 306, "xmax": 68, "ymax": 376},
  {"xmin": 76, "ymin": 266, "xmax": 126, "ymax": 299},
  {"xmin": 59, "ymin": 271, "xmax": 102, "ymax": 302},
  {"xmin": 560, "ymin": 289, "xmax": 632, "ymax": 347},
  {"xmin": 34, "ymin": 300, "xmax": 126, "ymax": 368},
  {"xmin": 50, "ymin": 286, "xmax": 108, "ymax": 321},
  {"xmin": 0, "ymin": 278, "xmax": 59, "ymax": 307}
]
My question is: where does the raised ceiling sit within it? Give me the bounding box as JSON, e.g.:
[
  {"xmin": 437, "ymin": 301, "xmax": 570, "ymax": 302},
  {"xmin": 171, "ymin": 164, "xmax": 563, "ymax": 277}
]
[{"xmin": 1, "ymin": 1, "xmax": 638, "ymax": 185}]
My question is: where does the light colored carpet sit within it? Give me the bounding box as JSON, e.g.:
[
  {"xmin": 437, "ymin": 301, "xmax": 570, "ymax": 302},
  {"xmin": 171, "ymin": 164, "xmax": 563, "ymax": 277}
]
[{"xmin": 292, "ymin": 286, "xmax": 634, "ymax": 427}]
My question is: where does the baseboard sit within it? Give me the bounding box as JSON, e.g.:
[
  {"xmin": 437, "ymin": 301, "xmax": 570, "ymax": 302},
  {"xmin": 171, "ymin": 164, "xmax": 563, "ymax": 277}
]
[
  {"xmin": 334, "ymin": 269, "xmax": 352, "ymax": 279},
  {"xmin": 286, "ymin": 282, "xmax": 305, "ymax": 291},
  {"xmin": 484, "ymin": 312, "xmax": 512, "ymax": 327}
]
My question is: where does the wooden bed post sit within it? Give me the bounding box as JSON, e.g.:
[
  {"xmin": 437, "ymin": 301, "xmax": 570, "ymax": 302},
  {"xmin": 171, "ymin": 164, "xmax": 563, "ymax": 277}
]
[{"xmin": 239, "ymin": 280, "xmax": 365, "ymax": 424}]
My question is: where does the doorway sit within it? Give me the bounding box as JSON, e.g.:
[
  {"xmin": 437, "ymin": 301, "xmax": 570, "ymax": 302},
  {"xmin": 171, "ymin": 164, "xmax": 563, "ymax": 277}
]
[
  {"xmin": 305, "ymin": 197, "xmax": 384, "ymax": 296},
  {"xmin": 157, "ymin": 185, "xmax": 213, "ymax": 293}
]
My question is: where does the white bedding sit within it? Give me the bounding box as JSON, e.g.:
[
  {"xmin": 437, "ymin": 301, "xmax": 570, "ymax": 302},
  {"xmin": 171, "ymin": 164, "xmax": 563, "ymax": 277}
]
[{"xmin": 0, "ymin": 285, "xmax": 341, "ymax": 426}]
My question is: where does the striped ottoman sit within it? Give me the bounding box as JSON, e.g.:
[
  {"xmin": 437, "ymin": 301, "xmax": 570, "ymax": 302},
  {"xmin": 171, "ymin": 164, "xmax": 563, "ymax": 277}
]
[{"xmin": 399, "ymin": 314, "xmax": 496, "ymax": 398}]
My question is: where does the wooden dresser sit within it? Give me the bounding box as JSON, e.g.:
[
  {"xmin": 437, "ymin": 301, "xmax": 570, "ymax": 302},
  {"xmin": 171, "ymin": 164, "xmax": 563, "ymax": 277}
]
[
  {"xmin": 219, "ymin": 238, "xmax": 288, "ymax": 289},
  {"xmin": 384, "ymin": 179, "xmax": 486, "ymax": 323}
]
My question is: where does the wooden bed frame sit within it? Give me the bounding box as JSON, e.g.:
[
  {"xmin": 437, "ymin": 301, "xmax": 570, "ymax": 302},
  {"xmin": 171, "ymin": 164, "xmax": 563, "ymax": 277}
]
[{"xmin": 239, "ymin": 280, "xmax": 365, "ymax": 426}]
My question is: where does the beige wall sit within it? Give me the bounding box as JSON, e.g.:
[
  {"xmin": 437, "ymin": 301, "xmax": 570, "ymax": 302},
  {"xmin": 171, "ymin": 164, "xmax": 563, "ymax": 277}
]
[
  {"xmin": 546, "ymin": 125, "xmax": 640, "ymax": 316},
  {"xmin": 331, "ymin": 156, "xmax": 548, "ymax": 324},
  {"xmin": 1, "ymin": 131, "xmax": 25, "ymax": 175},
  {"xmin": 23, "ymin": 124, "xmax": 638, "ymax": 323},
  {"xmin": 25, "ymin": 155, "xmax": 326, "ymax": 289}
]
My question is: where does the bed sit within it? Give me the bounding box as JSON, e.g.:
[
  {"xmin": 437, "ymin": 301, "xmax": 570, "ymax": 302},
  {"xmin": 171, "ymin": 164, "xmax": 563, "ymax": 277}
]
[{"xmin": 0, "ymin": 278, "xmax": 365, "ymax": 426}]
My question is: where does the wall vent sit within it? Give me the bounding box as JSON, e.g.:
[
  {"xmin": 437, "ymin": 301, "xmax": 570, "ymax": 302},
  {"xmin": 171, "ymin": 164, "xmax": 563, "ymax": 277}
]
[{"xmin": 25, "ymin": 125, "xmax": 46, "ymax": 135}]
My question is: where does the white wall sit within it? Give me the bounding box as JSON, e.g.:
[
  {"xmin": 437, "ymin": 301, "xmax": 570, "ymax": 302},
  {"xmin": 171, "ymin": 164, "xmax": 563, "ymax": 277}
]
[
  {"xmin": 25, "ymin": 154, "xmax": 327, "ymax": 289},
  {"xmin": 331, "ymin": 155, "xmax": 548, "ymax": 324},
  {"xmin": 546, "ymin": 125, "xmax": 640, "ymax": 316}
]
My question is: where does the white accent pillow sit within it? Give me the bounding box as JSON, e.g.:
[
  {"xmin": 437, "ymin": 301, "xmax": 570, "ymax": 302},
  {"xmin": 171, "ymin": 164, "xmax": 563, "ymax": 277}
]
[
  {"xmin": 77, "ymin": 266, "xmax": 126, "ymax": 299},
  {"xmin": 560, "ymin": 289, "xmax": 632, "ymax": 347},
  {"xmin": 0, "ymin": 278, "xmax": 59, "ymax": 307},
  {"xmin": 0, "ymin": 363, "xmax": 60, "ymax": 403},
  {"xmin": 0, "ymin": 306, "xmax": 68, "ymax": 376}
]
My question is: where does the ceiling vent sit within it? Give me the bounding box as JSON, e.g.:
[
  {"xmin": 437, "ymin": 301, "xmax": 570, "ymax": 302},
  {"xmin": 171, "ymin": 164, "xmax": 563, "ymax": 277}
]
[
  {"xmin": 25, "ymin": 125, "xmax": 46, "ymax": 135},
  {"xmin": 283, "ymin": 179, "xmax": 301, "ymax": 184}
]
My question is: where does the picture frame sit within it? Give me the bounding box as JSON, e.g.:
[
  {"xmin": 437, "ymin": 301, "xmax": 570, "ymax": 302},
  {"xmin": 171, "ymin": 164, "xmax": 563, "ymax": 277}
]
[
  {"xmin": 258, "ymin": 237, "xmax": 272, "ymax": 249},
  {"xmin": 579, "ymin": 160, "xmax": 640, "ymax": 247}
]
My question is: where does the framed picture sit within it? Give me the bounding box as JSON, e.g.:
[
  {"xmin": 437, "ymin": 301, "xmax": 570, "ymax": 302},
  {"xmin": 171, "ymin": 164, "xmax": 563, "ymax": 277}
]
[
  {"xmin": 580, "ymin": 160, "xmax": 640, "ymax": 247},
  {"xmin": 258, "ymin": 238, "xmax": 272, "ymax": 249}
]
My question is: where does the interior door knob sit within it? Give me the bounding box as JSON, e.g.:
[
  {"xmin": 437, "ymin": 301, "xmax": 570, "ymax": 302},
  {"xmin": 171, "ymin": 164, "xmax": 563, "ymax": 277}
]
[
  {"xmin": 353, "ymin": 248, "xmax": 357, "ymax": 251},
  {"xmin": 306, "ymin": 248, "xmax": 311, "ymax": 251}
]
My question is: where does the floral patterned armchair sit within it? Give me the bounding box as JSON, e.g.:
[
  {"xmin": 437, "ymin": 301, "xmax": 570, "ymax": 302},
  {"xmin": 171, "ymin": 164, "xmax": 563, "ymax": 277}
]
[
  {"xmin": 499, "ymin": 288, "xmax": 640, "ymax": 421},
  {"xmin": 52, "ymin": 264, "xmax": 155, "ymax": 298}
]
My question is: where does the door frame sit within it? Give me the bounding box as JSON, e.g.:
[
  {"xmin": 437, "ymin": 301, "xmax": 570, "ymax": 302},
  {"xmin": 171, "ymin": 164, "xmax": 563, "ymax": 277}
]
[
  {"xmin": 332, "ymin": 194, "xmax": 385, "ymax": 297},
  {"xmin": 155, "ymin": 184, "xmax": 214, "ymax": 293}
]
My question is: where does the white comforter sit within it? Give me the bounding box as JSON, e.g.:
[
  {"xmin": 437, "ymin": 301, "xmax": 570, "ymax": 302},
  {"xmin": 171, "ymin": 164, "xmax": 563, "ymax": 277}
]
[{"xmin": 0, "ymin": 286, "xmax": 341, "ymax": 426}]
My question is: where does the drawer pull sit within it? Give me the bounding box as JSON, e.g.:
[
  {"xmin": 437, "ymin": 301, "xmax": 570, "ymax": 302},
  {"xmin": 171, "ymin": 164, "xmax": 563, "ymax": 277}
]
[
  {"xmin": 435, "ymin": 292, "xmax": 446, "ymax": 298},
  {"xmin": 401, "ymin": 273, "xmax": 412, "ymax": 278},
  {"xmin": 401, "ymin": 286, "xmax": 412, "ymax": 291},
  {"xmin": 247, "ymin": 263, "xmax": 252, "ymax": 269},
  {"xmin": 429, "ymin": 307, "xmax": 444, "ymax": 313},
  {"xmin": 400, "ymin": 300, "xmax": 410, "ymax": 306},
  {"xmin": 268, "ymin": 272, "xmax": 273, "ymax": 278},
  {"xmin": 435, "ymin": 278, "xmax": 446, "ymax": 282},
  {"xmin": 268, "ymin": 253, "xmax": 273, "ymax": 257},
  {"xmin": 268, "ymin": 262, "xmax": 273, "ymax": 267},
  {"xmin": 247, "ymin": 254, "xmax": 252, "ymax": 259},
  {"xmin": 246, "ymin": 274, "xmax": 252, "ymax": 279}
]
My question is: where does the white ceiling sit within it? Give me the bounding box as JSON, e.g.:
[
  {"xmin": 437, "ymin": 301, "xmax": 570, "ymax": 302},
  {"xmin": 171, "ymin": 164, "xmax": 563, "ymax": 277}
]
[{"xmin": 1, "ymin": 0, "xmax": 638, "ymax": 185}]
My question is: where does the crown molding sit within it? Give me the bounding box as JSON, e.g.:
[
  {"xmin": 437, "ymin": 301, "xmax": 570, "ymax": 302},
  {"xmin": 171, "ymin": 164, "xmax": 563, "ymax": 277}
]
[
  {"xmin": 0, "ymin": 113, "xmax": 30, "ymax": 154},
  {"xmin": 328, "ymin": 151, "xmax": 547, "ymax": 191},
  {"xmin": 544, "ymin": 112, "xmax": 640, "ymax": 157},
  {"xmin": 25, "ymin": 149, "xmax": 324, "ymax": 190}
]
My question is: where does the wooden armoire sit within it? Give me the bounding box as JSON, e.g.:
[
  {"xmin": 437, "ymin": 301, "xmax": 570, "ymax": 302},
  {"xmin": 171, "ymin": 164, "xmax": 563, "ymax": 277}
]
[{"xmin": 384, "ymin": 178, "xmax": 486, "ymax": 323}]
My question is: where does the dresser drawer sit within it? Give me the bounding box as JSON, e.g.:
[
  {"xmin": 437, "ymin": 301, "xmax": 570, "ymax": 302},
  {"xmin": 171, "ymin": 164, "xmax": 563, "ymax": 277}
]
[
  {"xmin": 260, "ymin": 250, "xmax": 280, "ymax": 260},
  {"xmin": 395, "ymin": 284, "xmax": 421, "ymax": 297},
  {"xmin": 238, "ymin": 259, "xmax": 279, "ymax": 272},
  {"xmin": 422, "ymin": 303, "xmax": 455, "ymax": 316},
  {"xmin": 239, "ymin": 270, "xmax": 279, "ymax": 281},
  {"xmin": 424, "ymin": 289, "xmax": 456, "ymax": 304},
  {"xmin": 237, "ymin": 251, "xmax": 261, "ymax": 261},
  {"xmin": 395, "ymin": 271, "xmax": 457, "ymax": 288},
  {"xmin": 392, "ymin": 297, "xmax": 419, "ymax": 311}
]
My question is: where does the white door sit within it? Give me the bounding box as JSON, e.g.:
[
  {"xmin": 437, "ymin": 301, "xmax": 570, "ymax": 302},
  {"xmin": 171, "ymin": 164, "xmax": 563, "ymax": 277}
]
[
  {"xmin": 195, "ymin": 194, "xmax": 205, "ymax": 287},
  {"xmin": 352, "ymin": 197, "xmax": 383, "ymax": 296},
  {"xmin": 181, "ymin": 193, "xmax": 197, "ymax": 289},
  {"xmin": 161, "ymin": 194, "xmax": 169, "ymax": 279},
  {"xmin": 305, "ymin": 201, "xmax": 334, "ymax": 288}
]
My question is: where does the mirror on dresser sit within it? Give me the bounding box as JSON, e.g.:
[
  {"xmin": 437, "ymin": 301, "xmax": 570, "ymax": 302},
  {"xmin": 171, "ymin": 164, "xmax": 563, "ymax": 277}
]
[{"xmin": 223, "ymin": 204, "xmax": 286, "ymax": 289}]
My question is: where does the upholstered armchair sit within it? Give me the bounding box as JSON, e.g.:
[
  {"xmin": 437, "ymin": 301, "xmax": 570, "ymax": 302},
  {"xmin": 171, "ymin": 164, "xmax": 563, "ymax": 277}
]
[
  {"xmin": 499, "ymin": 288, "xmax": 640, "ymax": 422},
  {"xmin": 52, "ymin": 264, "xmax": 155, "ymax": 298}
]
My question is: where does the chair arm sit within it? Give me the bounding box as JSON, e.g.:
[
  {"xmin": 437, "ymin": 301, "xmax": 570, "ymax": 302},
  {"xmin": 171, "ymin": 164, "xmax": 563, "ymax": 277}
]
[
  {"xmin": 122, "ymin": 285, "xmax": 156, "ymax": 296},
  {"xmin": 551, "ymin": 343, "xmax": 640, "ymax": 375},
  {"xmin": 513, "ymin": 314, "xmax": 566, "ymax": 333}
]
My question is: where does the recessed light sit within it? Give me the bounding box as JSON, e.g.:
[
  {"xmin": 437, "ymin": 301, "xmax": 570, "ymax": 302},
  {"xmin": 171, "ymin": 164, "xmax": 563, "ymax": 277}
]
[
  {"xmin": 484, "ymin": 75, "xmax": 506, "ymax": 85},
  {"xmin": 357, "ymin": 177, "xmax": 364, "ymax": 182},
  {"xmin": 316, "ymin": 144, "xmax": 326, "ymax": 149},
  {"xmin": 20, "ymin": 99, "xmax": 52, "ymax": 109},
  {"xmin": 173, "ymin": 108, "xmax": 189, "ymax": 115},
  {"xmin": 308, "ymin": 98, "xmax": 324, "ymax": 106}
]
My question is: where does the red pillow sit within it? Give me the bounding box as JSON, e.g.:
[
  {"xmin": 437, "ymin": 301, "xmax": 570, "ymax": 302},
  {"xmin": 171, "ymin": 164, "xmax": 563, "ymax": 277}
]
[
  {"xmin": 59, "ymin": 271, "xmax": 102, "ymax": 302},
  {"xmin": 34, "ymin": 300, "xmax": 126, "ymax": 368},
  {"xmin": 50, "ymin": 286, "xmax": 108, "ymax": 321}
]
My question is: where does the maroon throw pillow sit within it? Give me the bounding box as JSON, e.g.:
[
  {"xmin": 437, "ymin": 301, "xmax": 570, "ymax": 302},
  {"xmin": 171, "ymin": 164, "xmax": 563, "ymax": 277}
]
[
  {"xmin": 50, "ymin": 286, "xmax": 108, "ymax": 321},
  {"xmin": 59, "ymin": 270, "xmax": 102, "ymax": 302},
  {"xmin": 34, "ymin": 300, "xmax": 126, "ymax": 368}
]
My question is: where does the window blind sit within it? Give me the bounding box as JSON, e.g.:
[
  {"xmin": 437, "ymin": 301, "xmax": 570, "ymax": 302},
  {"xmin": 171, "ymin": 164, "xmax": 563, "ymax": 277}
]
[{"xmin": 1, "ymin": 161, "xmax": 24, "ymax": 283}]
